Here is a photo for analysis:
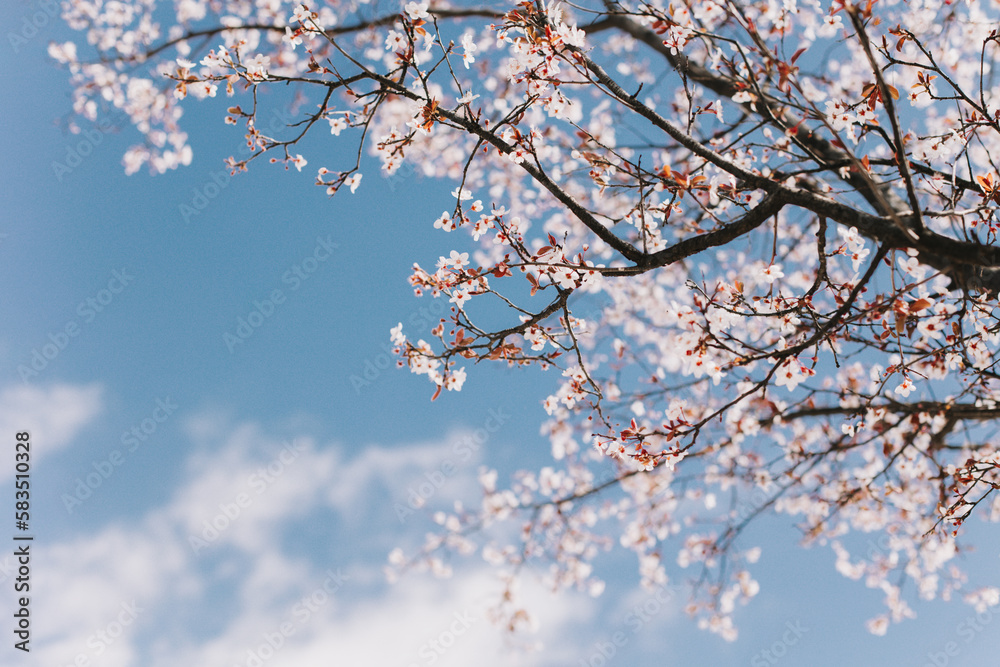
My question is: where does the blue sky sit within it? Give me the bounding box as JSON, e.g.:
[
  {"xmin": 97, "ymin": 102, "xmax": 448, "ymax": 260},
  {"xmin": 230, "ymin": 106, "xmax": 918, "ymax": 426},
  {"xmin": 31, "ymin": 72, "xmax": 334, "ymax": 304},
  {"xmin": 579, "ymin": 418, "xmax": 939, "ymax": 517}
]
[{"xmin": 3, "ymin": 1, "xmax": 1000, "ymax": 665}]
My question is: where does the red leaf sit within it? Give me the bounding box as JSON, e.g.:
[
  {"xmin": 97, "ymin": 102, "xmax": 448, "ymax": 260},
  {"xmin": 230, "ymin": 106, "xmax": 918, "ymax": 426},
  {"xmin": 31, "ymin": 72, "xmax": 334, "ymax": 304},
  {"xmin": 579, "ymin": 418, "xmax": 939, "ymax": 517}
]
[{"xmin": 527, "ymin": 272, "xmax": 539, "ymax": 296}]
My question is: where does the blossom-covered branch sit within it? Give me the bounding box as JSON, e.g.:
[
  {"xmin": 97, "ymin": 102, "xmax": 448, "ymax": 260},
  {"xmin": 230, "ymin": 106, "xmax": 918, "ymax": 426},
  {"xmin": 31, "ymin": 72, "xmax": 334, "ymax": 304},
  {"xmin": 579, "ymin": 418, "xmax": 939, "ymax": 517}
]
[{"xmin": 53, "ymin": 0, "xmax": 1000, "ymax": 640}]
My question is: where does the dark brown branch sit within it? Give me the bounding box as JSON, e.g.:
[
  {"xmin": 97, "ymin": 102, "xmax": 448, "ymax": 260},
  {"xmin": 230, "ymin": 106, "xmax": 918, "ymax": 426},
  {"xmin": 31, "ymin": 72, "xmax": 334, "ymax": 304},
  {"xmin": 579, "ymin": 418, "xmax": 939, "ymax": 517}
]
[
  {"xmin": 582, "ymin": 13, "xmax": 910, "ymax": 214},
  {"xmin": 779, "ymin": 401, "xmax": 1000, "ymax": 422},
  {"xmin": 847, "ymin": 6, "xmax": 925, "ymax": 239}
]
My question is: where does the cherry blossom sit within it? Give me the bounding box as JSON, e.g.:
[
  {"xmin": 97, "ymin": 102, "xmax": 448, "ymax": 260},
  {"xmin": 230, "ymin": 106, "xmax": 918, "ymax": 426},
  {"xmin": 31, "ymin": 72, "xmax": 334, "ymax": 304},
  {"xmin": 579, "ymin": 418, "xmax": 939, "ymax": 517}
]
[
  {"xmin": 390, "ymin": 323, "xmax": 405, "ymax": 346},
  {"xmin": 460, "ymin": 32, "xmax": 478, "ymax": 69},
  {"xmin": 328, "ymin": 117, "xmax": 347, "ymax": 136},
  {"xmin": 444, "ymin": 367, "xmax": 466, "ymax": 391},
  {"xmin": 290, "ymin": 4, "xmax": 312, "ymax": 24},
  {"xmin": 894, "ymin": 376, "xmax": 916, "ymax": 398},
  {"xmin": 404, "ymin": 2, "xmax": 429, "ymax": 21},
  {"xmin": 759, "ymin": 263, "xmax": 784, "ymax": 285},
  {"xmin": 54, "ymin": 0, "xmax": 1000, "ymax": 644},
  {"xmin": 345, "ymin": 173, "xmax": 362, "ymax": 193}
]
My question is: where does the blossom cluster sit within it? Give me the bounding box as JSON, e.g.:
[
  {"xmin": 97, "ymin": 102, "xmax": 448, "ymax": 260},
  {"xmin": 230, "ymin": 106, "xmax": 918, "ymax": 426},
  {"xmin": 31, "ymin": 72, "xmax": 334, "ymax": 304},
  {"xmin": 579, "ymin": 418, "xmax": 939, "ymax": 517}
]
[{"xmin": 53, "ymin": 0, "xmax": 1000, "ymax": 644}]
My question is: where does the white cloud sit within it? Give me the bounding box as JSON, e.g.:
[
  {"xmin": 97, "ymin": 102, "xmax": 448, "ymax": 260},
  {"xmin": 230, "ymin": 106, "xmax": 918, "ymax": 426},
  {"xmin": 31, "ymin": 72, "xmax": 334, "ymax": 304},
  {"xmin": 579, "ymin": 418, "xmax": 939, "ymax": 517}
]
[
  {"xmin": 322, "ymin": 428, "xmax": 488, "ymax": 522},
  {"xmin": 34, "ymin": 412, "xmax": 594, "ymax": 667},
  {"xmin": 0, "ymin": 382, "xmax": 103, "ymax": 478},
  {"xmin": 188, "ymin": 567, "xmax": 594, "ymax": 667}
]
